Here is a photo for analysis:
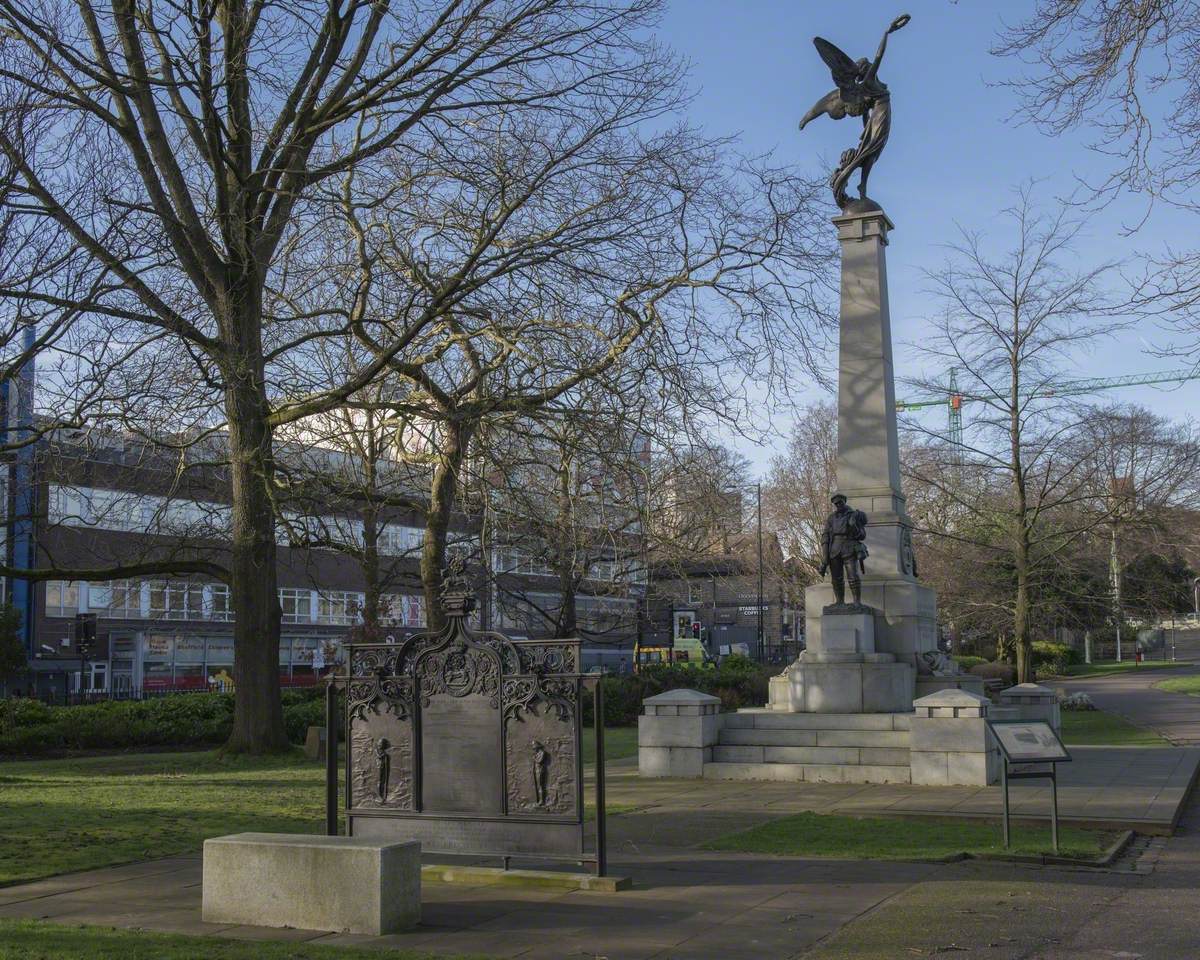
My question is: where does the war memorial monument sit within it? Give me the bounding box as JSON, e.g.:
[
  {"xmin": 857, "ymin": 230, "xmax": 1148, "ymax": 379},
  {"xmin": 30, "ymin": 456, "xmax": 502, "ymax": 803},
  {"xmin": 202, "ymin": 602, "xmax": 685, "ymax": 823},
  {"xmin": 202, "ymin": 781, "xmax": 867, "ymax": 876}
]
[{"xmin": 638, "ymin": 14, "xmax": 1060, "ymax": 789}]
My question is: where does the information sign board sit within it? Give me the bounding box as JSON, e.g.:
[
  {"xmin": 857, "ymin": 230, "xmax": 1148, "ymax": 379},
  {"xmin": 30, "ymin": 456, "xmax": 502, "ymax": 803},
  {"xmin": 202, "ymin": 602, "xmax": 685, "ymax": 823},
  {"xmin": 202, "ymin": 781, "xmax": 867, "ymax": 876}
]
[{"xmin": 990, "ymin": 720, "xmax": 1070, "ymax": 763}]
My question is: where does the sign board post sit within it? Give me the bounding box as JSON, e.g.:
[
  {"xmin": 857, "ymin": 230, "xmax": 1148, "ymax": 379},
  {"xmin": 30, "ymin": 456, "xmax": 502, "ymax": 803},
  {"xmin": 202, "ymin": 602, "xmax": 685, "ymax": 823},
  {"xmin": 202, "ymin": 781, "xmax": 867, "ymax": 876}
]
[{"xmin": 988, "ymin": 720, "xmax": 1072, "ymax": 853}]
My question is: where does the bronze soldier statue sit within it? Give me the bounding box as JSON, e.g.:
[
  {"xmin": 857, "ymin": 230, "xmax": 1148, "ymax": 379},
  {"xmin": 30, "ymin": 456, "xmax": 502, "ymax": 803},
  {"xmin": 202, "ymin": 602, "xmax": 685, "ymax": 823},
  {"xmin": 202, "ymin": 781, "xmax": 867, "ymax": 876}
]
[{"xmin": 818, "ymin": 493, "xmax": 868, "ymax": 606}]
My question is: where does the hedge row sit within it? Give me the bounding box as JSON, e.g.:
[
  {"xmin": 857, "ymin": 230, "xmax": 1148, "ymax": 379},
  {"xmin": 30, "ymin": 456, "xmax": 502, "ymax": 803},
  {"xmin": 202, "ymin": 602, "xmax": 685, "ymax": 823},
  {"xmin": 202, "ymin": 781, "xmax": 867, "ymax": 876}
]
[
  {"xmin": 583, "ymin": 655, "xmax": 773, "ymax": 727},
  {"xmin": 0, "ymin": 688, "xmax": 324, "ymax": 756}
]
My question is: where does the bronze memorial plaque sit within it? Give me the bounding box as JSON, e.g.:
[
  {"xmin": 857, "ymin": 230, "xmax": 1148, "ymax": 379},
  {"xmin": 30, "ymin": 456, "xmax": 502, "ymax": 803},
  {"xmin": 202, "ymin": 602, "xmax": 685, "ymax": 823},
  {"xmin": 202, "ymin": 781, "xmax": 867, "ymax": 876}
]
[
  {"xmin": 338, "ymin": 560, "xmax": 592, "ymax": 868},
  {"xmin": 421, "ymin": 692, "xmax": 503, "ymax": 813}
]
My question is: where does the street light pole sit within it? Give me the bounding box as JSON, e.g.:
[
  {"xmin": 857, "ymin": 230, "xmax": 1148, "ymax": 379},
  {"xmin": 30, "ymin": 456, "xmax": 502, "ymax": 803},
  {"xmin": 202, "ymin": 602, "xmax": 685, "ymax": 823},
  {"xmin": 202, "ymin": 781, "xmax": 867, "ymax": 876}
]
[{"xmin": 756, "ymin": 483, "xmax": 764, "ymax": 660}]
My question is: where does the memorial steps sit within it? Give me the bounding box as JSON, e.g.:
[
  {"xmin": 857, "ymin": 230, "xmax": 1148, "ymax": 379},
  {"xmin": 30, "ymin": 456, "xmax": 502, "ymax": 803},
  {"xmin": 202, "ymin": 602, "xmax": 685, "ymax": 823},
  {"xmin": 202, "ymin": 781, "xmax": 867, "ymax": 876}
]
[{"xmin": 702, "ymin": 708, "xmax": 913, "ymax": 784}]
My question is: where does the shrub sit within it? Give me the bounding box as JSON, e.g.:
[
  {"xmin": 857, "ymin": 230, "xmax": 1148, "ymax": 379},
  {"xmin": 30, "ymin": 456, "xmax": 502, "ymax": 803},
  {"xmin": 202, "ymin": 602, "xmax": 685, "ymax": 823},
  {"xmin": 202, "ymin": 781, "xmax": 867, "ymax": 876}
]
[
  {"xmin": 951, "ymin": 655, "xmax": 987, "ymax": 672},
  {"xmin": 582, "ymin": 660, "xmax": 774, "ymax": 726},
  {"xmin": 1059, "ymin": 691, "xmax": 1096, "ymax": 711},
  {"xmin": 968, "ymin": 661, "xmax": 1016, "ymax": 686},
  {"xmin": 0, "ymin": 693, "xmax": 235, "ymax": 756},
  {"xmin": 1032, "ymin": 641, "xmax": 1080, "ymax": 676},
  {"xmin": 283, "ymin": 698, "xmax": 326, "ymax": 744}
]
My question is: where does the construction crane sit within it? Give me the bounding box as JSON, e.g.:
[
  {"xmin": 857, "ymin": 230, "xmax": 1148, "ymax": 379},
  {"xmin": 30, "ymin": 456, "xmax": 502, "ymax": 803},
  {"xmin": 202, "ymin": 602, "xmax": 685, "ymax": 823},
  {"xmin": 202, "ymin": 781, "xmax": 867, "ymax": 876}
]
[{"xmin": 897, "ymin": 367, "xmax": 1200, "ymax": 445}]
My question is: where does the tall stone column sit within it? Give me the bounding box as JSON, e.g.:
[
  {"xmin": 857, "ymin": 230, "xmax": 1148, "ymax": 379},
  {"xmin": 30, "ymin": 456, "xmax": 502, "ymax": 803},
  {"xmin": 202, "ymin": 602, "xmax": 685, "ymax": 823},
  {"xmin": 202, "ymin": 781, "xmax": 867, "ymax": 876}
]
[{"xmin": 804, "ymin": 202, "xmax": 937, "ymax": 665}]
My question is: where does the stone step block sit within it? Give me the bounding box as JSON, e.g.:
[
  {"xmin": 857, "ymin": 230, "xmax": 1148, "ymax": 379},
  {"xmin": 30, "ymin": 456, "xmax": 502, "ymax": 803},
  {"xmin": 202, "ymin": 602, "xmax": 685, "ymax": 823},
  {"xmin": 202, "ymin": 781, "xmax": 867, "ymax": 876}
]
[
  {"xmin": 762, "ymin": 745, "xmax": 860, "ymax": 765},
  {"xmin": 702, "ymin": 762, "xmax": 912, "ymax": 785},
  {"xmin": 711, "ymin": 744, "xmax": 764, "ymax": 763},
  {"xmin": 859, "ymin": 747, "xmax": 911, "ymax": 766},
  {"xmin": 731, "ymin": 710, "xmax": 910, "ymax": 731},
  {"xmin": 815, "ymin": 728, "xmax": 910, "ymax": 748},
  {"xmin": 718, "ymin": 728, "xmax": 819, "ymax": 746}
]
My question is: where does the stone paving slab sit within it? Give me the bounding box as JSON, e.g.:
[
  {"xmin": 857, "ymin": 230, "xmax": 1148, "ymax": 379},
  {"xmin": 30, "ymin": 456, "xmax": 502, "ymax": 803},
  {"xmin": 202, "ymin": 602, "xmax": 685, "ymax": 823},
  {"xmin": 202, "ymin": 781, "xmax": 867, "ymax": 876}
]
[
  {"xmin": 604, "ymin": 746, "xmax": 1200, "ymax": 838},
  {"xmin": 0, "ymin": 851, "xmax": 933, "ymax": 959}
]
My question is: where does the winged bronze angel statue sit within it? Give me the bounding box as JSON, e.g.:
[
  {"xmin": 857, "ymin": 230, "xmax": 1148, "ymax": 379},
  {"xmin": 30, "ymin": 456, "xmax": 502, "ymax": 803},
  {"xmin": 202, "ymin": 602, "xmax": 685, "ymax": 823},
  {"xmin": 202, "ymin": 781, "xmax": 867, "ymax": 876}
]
[{"xmin": 799, "ymin": 14, "xmax": 910, "ymax": 210}]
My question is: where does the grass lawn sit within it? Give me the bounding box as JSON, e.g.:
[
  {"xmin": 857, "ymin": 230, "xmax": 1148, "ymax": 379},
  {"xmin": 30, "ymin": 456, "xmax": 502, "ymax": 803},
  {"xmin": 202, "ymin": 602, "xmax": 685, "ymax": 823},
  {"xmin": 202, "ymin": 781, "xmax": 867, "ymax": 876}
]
[
  {"xmin": 0, "ymin": 749, "xmax": 329, "ymax": 887},
  {"xmin": 581, "ymin": 725, "xmax": 637, "ymax": 764},
  {"xmin": 1060, "ymin": 659, "xmax": 1183, "ymax": 679},
  {"xmin": 1155, "ymin": 674, "xmax": 1200, "ymax": 696},
  {"xmin": 0, "ymin": 920, "xmax": 488, "ymax": 959},
  {"xmin": 703, "ymin": 811, "xmax": 1111, "ymax": 861},
  {"xmin": 1059, "ymin": 709, "xmax": 1169, "ymax": 746},
  {"xmin": 0, "ymin": 734, "xmax": 637, "ymax": 888}
]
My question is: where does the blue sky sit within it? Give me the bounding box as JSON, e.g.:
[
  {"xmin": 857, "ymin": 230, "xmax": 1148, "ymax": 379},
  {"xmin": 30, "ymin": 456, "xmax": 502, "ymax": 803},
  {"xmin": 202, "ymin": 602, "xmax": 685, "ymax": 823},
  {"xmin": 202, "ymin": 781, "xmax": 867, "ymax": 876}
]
[{"xmin": 658, "ymin": 0, "xmax": 1198, "ymax": 473}]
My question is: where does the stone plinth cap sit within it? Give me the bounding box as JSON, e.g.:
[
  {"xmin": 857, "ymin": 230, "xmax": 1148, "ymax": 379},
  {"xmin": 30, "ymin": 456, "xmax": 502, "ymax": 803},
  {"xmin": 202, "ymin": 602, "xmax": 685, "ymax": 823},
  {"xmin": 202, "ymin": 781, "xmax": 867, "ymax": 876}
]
[
  {"xmin": 642, "ymin": 689, "xmax": 721, "ymax": 706},
  {"xmin": 912, "ymin": 688, "xmax": 988, "ymax": 709},
  {"xmin": 205, "ymin": 833, "xmax": 419, "ymax": 852},
  {"xmin": 998, "ymin": 683, "xmax": 1056, "ymax": 701}
]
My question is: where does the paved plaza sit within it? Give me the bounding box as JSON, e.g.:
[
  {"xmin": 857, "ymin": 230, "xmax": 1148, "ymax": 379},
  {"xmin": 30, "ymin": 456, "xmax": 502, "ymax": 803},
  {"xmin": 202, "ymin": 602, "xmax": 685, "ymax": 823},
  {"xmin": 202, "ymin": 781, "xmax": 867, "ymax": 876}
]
[{"xmin": 2, "ymin": 741, "xmax": 1197, "ymax": 959}]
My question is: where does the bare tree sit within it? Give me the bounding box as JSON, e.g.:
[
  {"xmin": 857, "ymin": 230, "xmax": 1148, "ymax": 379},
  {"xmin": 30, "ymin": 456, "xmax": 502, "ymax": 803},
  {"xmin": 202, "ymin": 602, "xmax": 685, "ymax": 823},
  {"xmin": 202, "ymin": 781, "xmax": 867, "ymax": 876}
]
[
  {"xmin": 322, "ymin": 99, "xmax": 833, "ymax": 628},
  {"xmin": 1077, "ymin": 404, "xmax": 1200, "ymax": 656},
  {"xmin": 761, "ymin": 400, "xmax": 838, "ymax": 578},
  {"xmin": 995, "ymin": 3, "xmax": 1200, "ymax": 358},
  {"xmin": 904, "ymin": 189, "xmax": 1126, "ymax": 681},
  {"xmin": 0, "ymin": 1, "xmax": 835, "ymax": 751}
]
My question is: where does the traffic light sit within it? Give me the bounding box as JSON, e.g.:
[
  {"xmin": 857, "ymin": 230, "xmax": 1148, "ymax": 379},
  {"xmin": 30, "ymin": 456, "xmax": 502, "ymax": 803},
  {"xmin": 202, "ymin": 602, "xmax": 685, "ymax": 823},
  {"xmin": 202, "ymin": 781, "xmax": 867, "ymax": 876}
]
[
  {"xmin": 75, "ymin": 613, "xmax": 98, "ymax": 657},
  {"xmin": 692, "ymin": 621, "xmax": 701, "ymax": 639}
]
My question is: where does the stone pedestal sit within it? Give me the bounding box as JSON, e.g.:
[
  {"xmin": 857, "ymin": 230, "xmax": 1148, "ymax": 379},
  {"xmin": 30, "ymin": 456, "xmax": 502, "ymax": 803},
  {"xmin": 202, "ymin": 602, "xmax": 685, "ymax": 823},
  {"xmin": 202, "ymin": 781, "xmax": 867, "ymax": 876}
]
[
  {"xmin": 796, "ymin": 206, "xmax": 938, "ymax": 670},
  {"xmin": 638, "ymin": 689, "xmax": 722, "ymax": 778},
  {"xmin": 997, "ymin": 683, "xmax": 1061, "ymax": 733},
  {"xmin": 909, "ymin": 689, "xmax": 999, "ymax": 786},
  {"xmin": 770, "ymin": 603, "xmax": 913, "ymax": 714}
]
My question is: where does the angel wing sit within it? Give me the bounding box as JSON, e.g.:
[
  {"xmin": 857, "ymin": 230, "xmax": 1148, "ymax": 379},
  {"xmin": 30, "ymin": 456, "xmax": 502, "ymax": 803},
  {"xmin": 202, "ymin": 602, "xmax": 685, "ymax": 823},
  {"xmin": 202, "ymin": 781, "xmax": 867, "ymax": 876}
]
[{"xmin": 813, "ymin": 36, "xmax": 860, "ymax": 93}]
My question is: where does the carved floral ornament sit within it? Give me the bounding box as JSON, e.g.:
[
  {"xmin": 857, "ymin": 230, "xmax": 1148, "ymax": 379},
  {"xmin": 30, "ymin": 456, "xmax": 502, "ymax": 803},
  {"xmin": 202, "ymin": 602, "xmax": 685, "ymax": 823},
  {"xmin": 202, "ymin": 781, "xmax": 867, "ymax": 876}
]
[{"xmin": 346, "ymin": 561, "xmax": 579, "ymax": 722}]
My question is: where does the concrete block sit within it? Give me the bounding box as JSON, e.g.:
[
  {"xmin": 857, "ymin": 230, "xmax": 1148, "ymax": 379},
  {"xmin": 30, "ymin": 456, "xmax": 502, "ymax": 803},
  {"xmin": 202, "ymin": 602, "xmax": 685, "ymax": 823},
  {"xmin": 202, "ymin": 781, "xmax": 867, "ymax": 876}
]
[
  {"xmin": 805, "ymin": 664, "xmax": 863, "ymax": 713},
  {"xmin": 815, "ymin": 728, "xmax": 909, "ymax": 748},
  {"xmin": 763, "ymin": 745, "xmax": 858, "ymax": 765},
  {"xmin": 997, "ymin": 683, "xmax": 1061, "ymax": 732},
  {"xmin": 945, "ymin": 751, "xmax": 993, "ymax": 786},
  {"xmin": 720, "ymin": 728, "xmax": 818, "ymax": 746},
  {"xmin": 859, "ymin": 747, "xmax": 911, "ymax": 766},
  {"xmin": 861, "ymin": 661, "xmax": 914, "ymax": 712},
  {"xmin": 712, "ymin": 744, "xmax": 764, "ymax": 763},
  {"xmin": 638, "ymin": 713, "xmax": 721, "ymax": 748},
  {"xmin": 202, "ymin": 833, "xmax": 420, "ymax": 935},
  {"xmin": 821, "ymin": 611, "xmax": 875, "ymax": 655},
  {"xmin": 909, "ymin": 716, "xmax": 989, "ymax": 754},
  {"xmin": 638, "ymin": 745, "xmax": 710, "ymax": 778},
  {"xmin": 910, "ymin": 750, "xmax": 949, "ymax": 786}
]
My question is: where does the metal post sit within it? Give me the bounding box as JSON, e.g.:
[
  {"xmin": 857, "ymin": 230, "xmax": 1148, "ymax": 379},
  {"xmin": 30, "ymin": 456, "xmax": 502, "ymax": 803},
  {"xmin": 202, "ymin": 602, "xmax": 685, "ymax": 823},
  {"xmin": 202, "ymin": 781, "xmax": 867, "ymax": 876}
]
[
  {"xmin": 325, "ymin": 680, "xmax": 338, "ymax": 836},
  {"xmin": 1000, "ymin": 757, "xmax": 1010, "ymax": 849},
  {"xmin": 1050, "ymin": 768, "xmax": 1059, "ymax": 855},
  {"xmin": 756, "ymin": 482, "xmax": 764, "ymax": 660},
  {"xmin": 593, "ymin": 680, "xmax": 607, "ymax": 877}
]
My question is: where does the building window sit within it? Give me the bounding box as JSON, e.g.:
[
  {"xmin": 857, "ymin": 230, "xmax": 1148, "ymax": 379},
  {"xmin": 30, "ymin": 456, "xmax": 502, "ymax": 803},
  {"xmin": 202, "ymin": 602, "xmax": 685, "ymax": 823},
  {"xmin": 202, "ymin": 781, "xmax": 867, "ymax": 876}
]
[
  {"xmin": 316, "ymin": 591, "xmax": 361, "ymax": 626},
  {"xmin": 280, "ymin": 588, "xmax": 312, "ymax": 624},
  {"xmin": 382, "ymin": 594, "xmax": 425, "ymax": 628},
  {"xmin": 46, "ymin": 580, "xmax": 82, "ymax": 617},
  {"xmin": 379, "ymin": 524, "xmax": 423, "ymax": 557},
  {"xmin": 207, "ymin": 584, "xmax": 234, "ymax": 622},
  {"xmin": 86, "ymin": 580, "xmax": 142, "ymax": 618},
  {"xmin": 148, "ymin": 581, "xmax": 193, "ymax": 620}
]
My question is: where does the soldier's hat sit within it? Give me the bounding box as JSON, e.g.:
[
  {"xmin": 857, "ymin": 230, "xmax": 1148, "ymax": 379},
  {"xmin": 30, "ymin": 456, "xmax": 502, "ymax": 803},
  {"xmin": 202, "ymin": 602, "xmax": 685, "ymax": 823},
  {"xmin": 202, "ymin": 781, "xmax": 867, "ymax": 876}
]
[{"xmin": 830, "ymin": 492, "xmax": 848, "ymax": 504}]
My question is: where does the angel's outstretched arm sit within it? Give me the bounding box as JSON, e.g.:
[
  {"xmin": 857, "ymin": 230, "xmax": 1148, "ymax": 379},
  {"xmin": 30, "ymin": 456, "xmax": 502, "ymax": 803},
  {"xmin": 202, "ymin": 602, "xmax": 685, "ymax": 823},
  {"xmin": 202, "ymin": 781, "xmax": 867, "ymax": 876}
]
[{"xmin": 867, "ymin": 14, "xmax": 910, "ymax": 82}]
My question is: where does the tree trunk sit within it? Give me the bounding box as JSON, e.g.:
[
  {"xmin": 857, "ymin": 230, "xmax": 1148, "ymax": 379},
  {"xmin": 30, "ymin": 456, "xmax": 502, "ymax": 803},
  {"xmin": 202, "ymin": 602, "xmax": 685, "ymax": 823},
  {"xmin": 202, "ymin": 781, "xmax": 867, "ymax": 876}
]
[
  {"xmin": 557, "ymin": 455, "xmax": 577, "ymax": 635},
  {"xmin": 422, "ymin": 420, "xmax": 473, "ymax": 631},
  {"xmin": 361, "ymin": 424, "xmax": 381, "ymax": 633},
  {"xmin": 1009, "ymin": 321, "xmax": 1034, "ymax": 684},
  {"xmin": 223, "ymin": 335, "xmax": 288, "ymax": 753}
]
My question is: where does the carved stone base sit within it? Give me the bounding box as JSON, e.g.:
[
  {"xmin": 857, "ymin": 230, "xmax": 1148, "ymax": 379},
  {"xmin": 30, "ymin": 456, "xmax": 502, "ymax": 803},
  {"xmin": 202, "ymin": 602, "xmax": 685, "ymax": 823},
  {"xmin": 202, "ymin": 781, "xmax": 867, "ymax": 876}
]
[{"xmin": 768, "ymin": 658, "xmax": 914, "ymax": 713}]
